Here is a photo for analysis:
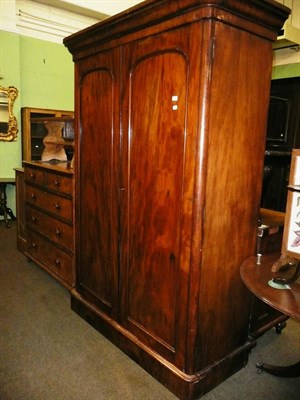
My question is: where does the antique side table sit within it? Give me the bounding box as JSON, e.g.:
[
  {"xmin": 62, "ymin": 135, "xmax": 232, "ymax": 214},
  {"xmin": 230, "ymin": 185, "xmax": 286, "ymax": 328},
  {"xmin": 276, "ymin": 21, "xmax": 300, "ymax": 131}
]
[
  {"xmin": 0, "ymin": 178, "xmax": 16, "ymax": 228},
  {"xmin": 241, "ymin": 253, "xmax": 300, "ymax": 377}
]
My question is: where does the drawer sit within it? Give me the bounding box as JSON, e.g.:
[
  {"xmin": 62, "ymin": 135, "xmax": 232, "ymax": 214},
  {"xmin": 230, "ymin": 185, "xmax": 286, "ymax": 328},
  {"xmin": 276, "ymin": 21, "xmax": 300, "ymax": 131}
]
[
  {"xmin": 27, "ymin": 231, "xmax": 73, "ymax": 285},
  {"xmin": 25, "ymin": 205, "xmax": 73, "ymax": 251},
  {"xmin": 44, "ymin": 171, "xmax": 73, "ymax": 196},
  {"xmin": 25, "ymin": 185, "xmax": 73, "ymax": 222},
  {"xmin": 24, "ymin": 167, "xmax": 44, "ymax": 186}
]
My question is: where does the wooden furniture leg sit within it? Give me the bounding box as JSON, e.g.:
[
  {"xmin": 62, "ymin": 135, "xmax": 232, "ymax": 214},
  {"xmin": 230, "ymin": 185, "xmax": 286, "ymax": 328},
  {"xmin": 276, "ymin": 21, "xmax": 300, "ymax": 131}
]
[
  {"xmin": 0, "ymin": 182, "xmax": 16, "ymax": 228},
  {"xmin": 256, "ymin": 361, "xmax": 300, "ymax": 378}
]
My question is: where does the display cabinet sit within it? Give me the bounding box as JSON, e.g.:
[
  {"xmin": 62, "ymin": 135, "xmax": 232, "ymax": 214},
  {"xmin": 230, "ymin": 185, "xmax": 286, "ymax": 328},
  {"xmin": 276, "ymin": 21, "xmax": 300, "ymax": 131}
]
[
  {"xmin": 261, "ymin": 77, "xmax": 300, "ymax": 212},
  {"xmin": 21, "ymin": 107, "xmax": 74, "ymax": 161}
]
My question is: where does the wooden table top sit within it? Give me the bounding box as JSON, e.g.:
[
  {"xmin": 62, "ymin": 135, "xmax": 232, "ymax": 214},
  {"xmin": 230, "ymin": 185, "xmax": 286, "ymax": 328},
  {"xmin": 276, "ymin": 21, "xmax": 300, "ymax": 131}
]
[{"xmin": 240, "ymin": 253, "xmax": 300, "ymax": 320}]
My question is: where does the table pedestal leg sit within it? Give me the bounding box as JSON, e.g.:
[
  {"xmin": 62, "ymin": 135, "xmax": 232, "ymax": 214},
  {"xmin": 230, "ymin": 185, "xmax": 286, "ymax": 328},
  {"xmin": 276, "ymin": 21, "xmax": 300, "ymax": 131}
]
[
  {"xmin": 0, "ymin": 183, "xmax": 16, "ymax": 228},
  {"xmin": 256, "ymin": 361, "xmax": 300, "ymax": 378}
]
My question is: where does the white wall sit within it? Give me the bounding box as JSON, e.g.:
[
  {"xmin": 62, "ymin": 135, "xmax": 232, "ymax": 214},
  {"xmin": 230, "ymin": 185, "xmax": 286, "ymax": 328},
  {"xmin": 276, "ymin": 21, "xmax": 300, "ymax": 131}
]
[
  {"xmin": 60, "ymin": 0, "xmax": 143, "ymax": 16},
  {"xmin": 1, "ymin": 0, "xmax": 144, "ymax": 44},
  {"xmin": 273, "ymin": 0, "xmax": 300, "ymax": 66}
]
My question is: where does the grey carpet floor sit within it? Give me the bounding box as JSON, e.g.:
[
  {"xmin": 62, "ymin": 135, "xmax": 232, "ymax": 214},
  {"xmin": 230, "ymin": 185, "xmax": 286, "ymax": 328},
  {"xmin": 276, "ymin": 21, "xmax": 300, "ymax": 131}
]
[{"xmin": 1, "ymin": 221, "xmax": 300, "ymax": 400}]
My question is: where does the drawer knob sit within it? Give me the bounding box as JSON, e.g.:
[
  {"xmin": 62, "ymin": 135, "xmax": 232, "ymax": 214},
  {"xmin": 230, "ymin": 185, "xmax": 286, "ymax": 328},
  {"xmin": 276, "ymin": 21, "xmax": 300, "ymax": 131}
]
[
  {"xmin": 31, "ymin": 216, "xmax": 37, "ymax": 222},
  {"xmin": 31, "ymin": 193, "xmax": 36, "ymax": 200},
  {"xmin": 54, "ymin": 202, "xmax": 61, "ymax": 210},
  {"xmin": 55, "ymin": 229, "xmax": 61, "ymax": 236},
  {"xmin": 30, "ymin": 172, "xmax": 35, "ymax": 179},
  {"xmin": 54, "ymin": 179, "xmax": 60, "ymax": 186},
  {"xmin": 31, "ymin": 242, "xmax": 37, "ymax": 248},
  {"xmin": 55, "ymin": 258, "xmax": 61, "ymax": 265}
]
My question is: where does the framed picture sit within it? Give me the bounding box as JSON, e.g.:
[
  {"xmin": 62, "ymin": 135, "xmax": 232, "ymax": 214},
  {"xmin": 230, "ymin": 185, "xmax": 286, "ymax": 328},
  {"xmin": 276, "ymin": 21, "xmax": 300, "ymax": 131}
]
[{"xmin": 281, "ymin": 149, "xmax": 300, "ymax": 258}]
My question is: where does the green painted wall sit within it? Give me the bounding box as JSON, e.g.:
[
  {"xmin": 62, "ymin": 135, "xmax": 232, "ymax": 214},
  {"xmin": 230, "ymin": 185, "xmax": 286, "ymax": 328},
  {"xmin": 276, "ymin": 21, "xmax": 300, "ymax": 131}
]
[
  {"xmin": 272, "ymin": 62, "xmax": 300, "ymax": 79},
  {"xmin": 19, "ymin": 36, "xmax": 74, "ymax": 109},
  {"xmin": 0, "ymin": 31, "xmax": 22, "ymax": 220},
  {"xmin": 0, "ymin": 30, "xmax": 74, "ymax": 219}
]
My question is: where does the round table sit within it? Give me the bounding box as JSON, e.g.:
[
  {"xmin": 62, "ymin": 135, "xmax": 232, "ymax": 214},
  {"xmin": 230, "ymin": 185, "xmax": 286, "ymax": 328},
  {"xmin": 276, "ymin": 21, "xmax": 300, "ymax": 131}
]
[{"xmin": 241, "ymin": 253, "xmax": 300, "ymax": 377}]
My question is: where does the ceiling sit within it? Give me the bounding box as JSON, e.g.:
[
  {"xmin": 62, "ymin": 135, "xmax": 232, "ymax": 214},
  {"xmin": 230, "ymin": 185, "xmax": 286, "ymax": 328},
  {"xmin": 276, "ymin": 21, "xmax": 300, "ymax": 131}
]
[
  {"xmin": 35, "ymin": 0, "xmax": 144, "ymax": 18},
  {"xmin": 12, "ymin": 0, "xmax": 144, "ymax": 43}
]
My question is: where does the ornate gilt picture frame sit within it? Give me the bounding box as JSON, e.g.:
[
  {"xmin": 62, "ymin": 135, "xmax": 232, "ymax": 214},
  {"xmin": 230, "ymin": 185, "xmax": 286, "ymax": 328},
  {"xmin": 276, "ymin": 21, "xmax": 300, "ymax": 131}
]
[{"xmin": 0, "ymin": 86, "xmax": 19, "ymax": 141}]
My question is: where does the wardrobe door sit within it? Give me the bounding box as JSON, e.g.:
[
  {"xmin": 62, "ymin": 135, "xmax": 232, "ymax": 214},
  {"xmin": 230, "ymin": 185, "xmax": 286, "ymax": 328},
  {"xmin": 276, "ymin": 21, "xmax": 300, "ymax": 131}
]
[
  {"xmin": 119, "ymin": 24, "xmax": 203, "ymax": 366},
  {"xmin": 76, "ymin": 49, "xmax": 120, "ymax": 318}
]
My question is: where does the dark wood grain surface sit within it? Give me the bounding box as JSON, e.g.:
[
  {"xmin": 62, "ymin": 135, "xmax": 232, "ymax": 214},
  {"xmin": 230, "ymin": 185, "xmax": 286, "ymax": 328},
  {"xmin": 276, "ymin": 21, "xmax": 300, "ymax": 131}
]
[{"xmin": 65, "ymin": 1, "xmax": 289, "ymax": 398}]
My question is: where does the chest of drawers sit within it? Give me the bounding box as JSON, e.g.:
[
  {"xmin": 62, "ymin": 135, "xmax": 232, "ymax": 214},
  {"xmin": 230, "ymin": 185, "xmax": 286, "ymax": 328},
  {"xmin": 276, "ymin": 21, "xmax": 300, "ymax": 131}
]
[{"xmin": 23, "ymin": 161, "xmax": 74, "ymax": 288}]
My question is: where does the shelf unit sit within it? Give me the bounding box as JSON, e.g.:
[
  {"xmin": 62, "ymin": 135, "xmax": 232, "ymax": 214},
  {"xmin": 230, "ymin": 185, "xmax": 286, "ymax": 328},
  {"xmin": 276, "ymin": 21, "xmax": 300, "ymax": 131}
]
[{"xmin": 21, "ymin": 107, "xmax": 74, "ymax": 161}]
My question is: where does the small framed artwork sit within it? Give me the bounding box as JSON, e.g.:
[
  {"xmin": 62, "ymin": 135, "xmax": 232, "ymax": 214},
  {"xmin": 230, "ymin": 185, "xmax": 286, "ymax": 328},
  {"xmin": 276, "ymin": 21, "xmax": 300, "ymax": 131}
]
[{"xmin": 281, "ymin": 149, "xmax": 300, "ymax": 258}]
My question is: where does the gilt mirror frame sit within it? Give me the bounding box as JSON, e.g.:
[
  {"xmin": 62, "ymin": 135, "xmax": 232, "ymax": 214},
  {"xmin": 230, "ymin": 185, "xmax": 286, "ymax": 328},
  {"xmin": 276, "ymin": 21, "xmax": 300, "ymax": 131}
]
[{"xmin": 0, "ymin": 85, "xmax": 19, "ymax": 141}]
